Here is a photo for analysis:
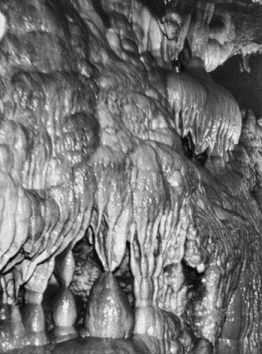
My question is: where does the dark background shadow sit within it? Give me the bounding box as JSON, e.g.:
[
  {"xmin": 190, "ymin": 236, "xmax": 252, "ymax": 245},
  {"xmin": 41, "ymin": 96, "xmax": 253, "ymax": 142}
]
[{"xmin": 211, "ymin": 53, "xmax": 262, "ymax": 117}]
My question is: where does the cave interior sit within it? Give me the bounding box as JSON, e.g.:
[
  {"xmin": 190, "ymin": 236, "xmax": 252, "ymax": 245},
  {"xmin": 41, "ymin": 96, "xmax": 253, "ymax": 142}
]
[{"xmin": 0, "ymin": 0, "xmax": 262, "ymax": 353}]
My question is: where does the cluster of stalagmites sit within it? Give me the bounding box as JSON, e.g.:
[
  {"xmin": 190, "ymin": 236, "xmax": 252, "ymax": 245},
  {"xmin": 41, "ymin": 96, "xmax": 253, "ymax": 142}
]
[
  {"xmin": 0, "ymin": 249, "xmax": 135, "ymax": 348},
  {"xmin": 0, "ymin": 245, "xmax": 213, "ymax": 354},
  {"xmin": 0, "ymin": 0, "xmax": 262, "ymax": 353}
]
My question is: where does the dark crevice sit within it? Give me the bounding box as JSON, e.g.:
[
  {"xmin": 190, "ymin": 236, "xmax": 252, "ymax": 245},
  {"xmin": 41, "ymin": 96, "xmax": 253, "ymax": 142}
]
[
  {"xmin": 181, "ymin": 132, "xmax": 208, "ymax": 165},
  {"xmin": 182, "ymin": 260, "xmax": 204, "ymax": 293}
]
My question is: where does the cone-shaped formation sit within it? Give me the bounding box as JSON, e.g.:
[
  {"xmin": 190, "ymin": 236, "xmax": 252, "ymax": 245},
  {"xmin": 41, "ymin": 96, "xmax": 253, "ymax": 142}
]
[
  {"xmin": 84, "ymin": 272, "xmax": 134, "ymax": 338},
  {"xmin": 51, "ymin": 288, "xmax": 78, "ymax": 342},
  {"xmin": 21, "ymin": 303, "xmax": 47, "ymax": 346},
  {"xmin": 51, "ymin": 249, "xmax": 78, "ymax": 342}
]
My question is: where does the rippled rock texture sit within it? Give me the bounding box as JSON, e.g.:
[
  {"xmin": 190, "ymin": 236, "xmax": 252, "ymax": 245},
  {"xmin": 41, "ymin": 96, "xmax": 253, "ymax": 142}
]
[{"xmin": 0, "ymin": 0, "xmax": 262, "ymax": 353}]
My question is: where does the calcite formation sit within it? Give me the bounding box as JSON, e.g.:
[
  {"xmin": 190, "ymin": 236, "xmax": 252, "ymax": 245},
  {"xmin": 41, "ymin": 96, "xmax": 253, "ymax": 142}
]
[{"xmin": 0, "ymin": 0, "xmax": 262, "ymax": 353}]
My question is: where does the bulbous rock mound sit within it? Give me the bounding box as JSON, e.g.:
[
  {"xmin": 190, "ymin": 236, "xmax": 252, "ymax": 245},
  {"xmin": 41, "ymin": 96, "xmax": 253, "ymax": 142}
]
[{"xmin": 84, "ymin": 272, "xmax": 134, "ymax": 338}]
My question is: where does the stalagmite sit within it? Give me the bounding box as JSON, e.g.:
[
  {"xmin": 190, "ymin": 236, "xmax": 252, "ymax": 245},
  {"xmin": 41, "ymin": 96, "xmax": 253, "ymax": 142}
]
[
  {"xmin": 21, "ymin": 303, "xmax": 47, "ymax": 346},
  {"xmin": 84, "ymin": 272, "xmax": 134, "ymax": 338},
  {"xmin": 0, "ymin": 304, "xmax": 26, "ymax": 351},
  {"xmin": 51, "ymin": 249, "xmax": 78, "ymax": 342},
  {"xmin": 51, "ymin": 288, "xmax": 78, "ymax": 341}
]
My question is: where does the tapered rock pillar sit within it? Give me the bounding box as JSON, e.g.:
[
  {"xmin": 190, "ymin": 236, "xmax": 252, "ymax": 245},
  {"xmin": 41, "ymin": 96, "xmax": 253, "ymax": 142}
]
[
  {"xmin": 0, "ymin": 273, "xmax": 27, "ymax": 350},
  {"xmin": 0, "ymin": 303, "xmax": 26, "ymax": 351},
  {"xmin": 51, "ymin": 288, "xmax": 78, "ymax": 341},
  {"xmin": 21, "ymin": 303, "xmax": 47, "ymax": 346},
  {"xmin": 84, "ymin": 272, "xmax": 134, "ymax": 338},
  {"xmin": 22, "ymin": 258, "xmax": 55, "ymax": 346},
  {"xmin": 52, "ymin": 249, "xmax": 78, "ymax": 342}
]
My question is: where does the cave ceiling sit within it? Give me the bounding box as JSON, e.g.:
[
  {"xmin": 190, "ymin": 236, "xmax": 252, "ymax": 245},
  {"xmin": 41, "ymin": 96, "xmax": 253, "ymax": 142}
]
[{"xmin": 0, "ymin": 0, "xmax": 262, "ymax": 354}]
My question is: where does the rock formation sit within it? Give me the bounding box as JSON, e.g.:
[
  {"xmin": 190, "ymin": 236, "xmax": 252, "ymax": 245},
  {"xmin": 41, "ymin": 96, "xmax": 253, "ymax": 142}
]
[{"xmin": 0, "ymin": 0, "xmax": 262, "ymax": 353}]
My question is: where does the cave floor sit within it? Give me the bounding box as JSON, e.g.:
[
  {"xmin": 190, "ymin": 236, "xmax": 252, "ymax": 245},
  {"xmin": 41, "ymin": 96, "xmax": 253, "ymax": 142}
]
[{"xmin": 0, "ymin": 335, "xmax": 155, "ymax": 354}]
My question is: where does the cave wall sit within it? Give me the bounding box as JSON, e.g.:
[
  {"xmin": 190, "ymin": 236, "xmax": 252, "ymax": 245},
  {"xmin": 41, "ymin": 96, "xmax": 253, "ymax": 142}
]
[{"xmin": 0, "ymin": 1, "xmax": 262, "ymax": 354}]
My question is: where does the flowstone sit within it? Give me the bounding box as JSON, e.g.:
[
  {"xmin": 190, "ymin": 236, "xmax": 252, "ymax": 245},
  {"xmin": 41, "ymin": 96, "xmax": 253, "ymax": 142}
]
[{"xmin": 0, "ymin": 0, "xmax": 262, "ymax": 353}]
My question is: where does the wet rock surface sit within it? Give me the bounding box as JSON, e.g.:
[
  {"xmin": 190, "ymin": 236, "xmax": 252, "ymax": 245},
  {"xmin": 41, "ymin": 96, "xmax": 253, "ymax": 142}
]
[
  {"xmin": 84, "ymin": 272, "xmax": 134, "ymax": 338},
  {"xmin": 3, "ymin": 335, "xmax": 160, "ymax": 354},
  {"xmin": 0, "ymin": 0, "xmax": 262, "ymax": 353}
]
